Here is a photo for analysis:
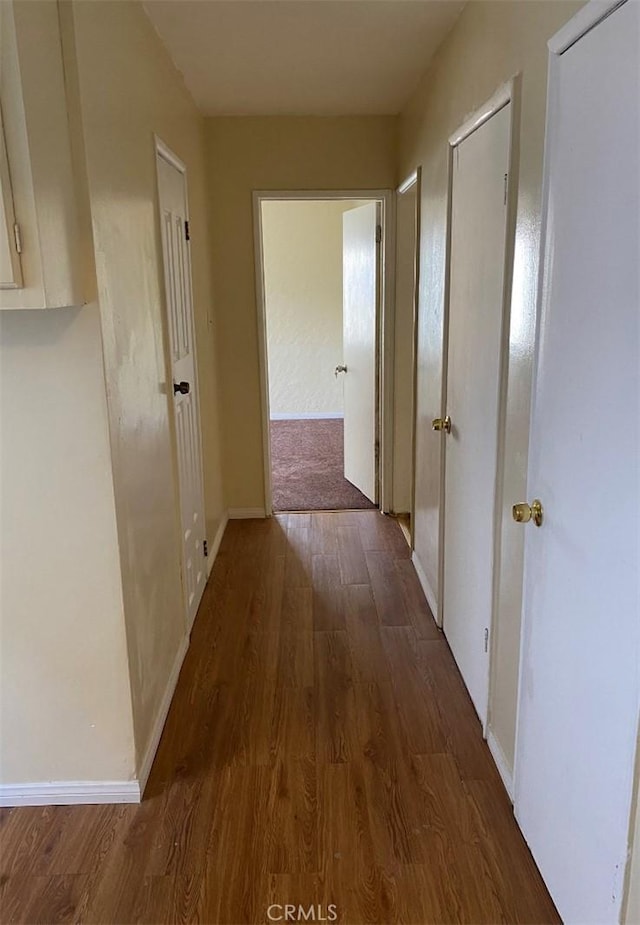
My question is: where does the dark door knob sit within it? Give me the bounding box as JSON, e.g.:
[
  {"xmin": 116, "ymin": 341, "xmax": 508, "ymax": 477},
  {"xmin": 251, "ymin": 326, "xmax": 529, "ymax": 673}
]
[{"xmin": 173, "ymin": 381, "xmax": 190, "ymax": 395}]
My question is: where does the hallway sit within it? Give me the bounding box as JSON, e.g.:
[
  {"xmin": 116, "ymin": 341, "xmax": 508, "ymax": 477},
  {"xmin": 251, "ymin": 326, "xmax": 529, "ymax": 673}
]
[{"xmin": 0, "ymin": 513, "xmax": 558, "ymax": 924}]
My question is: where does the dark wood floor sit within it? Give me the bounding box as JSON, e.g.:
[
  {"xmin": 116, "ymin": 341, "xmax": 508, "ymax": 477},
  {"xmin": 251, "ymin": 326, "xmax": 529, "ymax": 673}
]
[{"xmin": 0, "ymin": 512, "xmax": 559, "ymax": 924}]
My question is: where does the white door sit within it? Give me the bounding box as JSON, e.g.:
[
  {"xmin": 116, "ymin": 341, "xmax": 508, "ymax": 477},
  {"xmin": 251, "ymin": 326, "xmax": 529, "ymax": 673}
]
[
  {"xmin": 514, "ymin": 4, "xmax": 639, "ymax": 922},
  {"xmin": 342, "ymin": 202, "xmax": 378, "ymax": 503},
  {"xmin": 441, "ymin": 104, "xmax": 511, "ymax": 725},
  {"xmin": 156, "ymin": 145, "xmax": 207, "ymax": 631}
]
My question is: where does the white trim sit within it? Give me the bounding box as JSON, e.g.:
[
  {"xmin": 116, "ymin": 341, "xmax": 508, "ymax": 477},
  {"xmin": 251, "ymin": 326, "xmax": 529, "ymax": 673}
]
[
  {"xmin": 252, "ymin": 189, "xmax": 394, "ymax": 516},
  {"xmin": 448, "ymin": 79, "xmax": 514, "ymax": 148},
  {"xmin": 397, "ymin": 171, "xmax": 418, "ymax": 195},
  {"xmin": 154, "ymin": 135, "xmax": 187, "ymax": 174},
  {"xmin": 206, "ymin": 511, "xmax": 229, "ymax": 578},
  {"xmin": 137, "ymin": 634, "xmax": 189, "ymax": 796},
  {"xmin": 411, "ymin": 551, "xmax": 439, "ymax": 627},
  {"xmin": 548, "ymin": 0, "xmax": 626, "ymax": 54},
  {"xmin": 228, "ymin": 507, "xmax": 266, "ymax": 520},
  {"xmin": 379, "ymin": 193, "xmax": 396, "ymax": 514},
  {"xmin": 0, "ymin": 780, "xmax": 141, "ymax": 807},
  {"xmin": 252, "ymin": 192, "xmax": 274, "ymax": 516},
  {"xmin": 397, "ymin": 165, "xmax": 422, "ymax": 548},
  {"xmin": 270, "ymin": 412, "xmax": 344, "ymax": 421},
  {"xmin": 254, "ymin": 189, "xmax": 387, "ymax": 203},
  {"xmin": 487, "ymin": 729, "xmax": 514, "ymax": 801}
]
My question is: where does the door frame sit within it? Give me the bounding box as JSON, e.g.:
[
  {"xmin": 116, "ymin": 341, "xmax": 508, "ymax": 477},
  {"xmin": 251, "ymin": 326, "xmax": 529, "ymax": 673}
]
[
  {"xmin": 439, "ymin": 79, "xmax": 520, "ymax": 731},
  {"xmin": 154, "ymin": 135, "xmax": 207, "ymax": 632},
  {"xmin": 252, "ymin": 189, "xmax": 395, "ymax": 515},
  {"xmin": 395, "ymin": 168, "xmax": 422, "ymax": 547}
]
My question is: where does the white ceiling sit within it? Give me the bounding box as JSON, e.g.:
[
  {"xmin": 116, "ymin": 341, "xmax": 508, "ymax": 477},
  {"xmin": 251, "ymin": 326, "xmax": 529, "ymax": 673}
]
[{"xmin": 143, "ymin": 1, "xmax": 465, "ymax": 116}]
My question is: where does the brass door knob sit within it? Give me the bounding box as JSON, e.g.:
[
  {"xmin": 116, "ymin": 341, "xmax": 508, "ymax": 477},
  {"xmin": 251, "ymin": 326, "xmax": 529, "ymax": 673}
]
[
  {"xmin": 512, "ymin": 499, "xmax": 543, "ymax": 527},
  {"xmin": 432, "ymin": 415, "xmax": 452, "ymax": 434}
]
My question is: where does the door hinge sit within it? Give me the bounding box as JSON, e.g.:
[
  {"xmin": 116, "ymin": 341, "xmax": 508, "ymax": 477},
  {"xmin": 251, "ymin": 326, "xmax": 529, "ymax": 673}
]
[
  {"xmin": 484, "ymin": 627, "xmax": 489, "ymax": 653},
  {"xmin": 503, "ymin": 173, "xmax": 508, "ymax": 205},
  {"xmin": 203, "ymin": 539, "xmax": 208, "ymax": 557},
  {"xmin": 375, "ymin": 224, "xmax": 382, "ymax": 245},
  {"xmin": 184, "ymin": 220, "xmax": 190, "ymax": 242},
  {"xmin": 374, "ymin": 439, "xmax": 380, "ymax": 462},
  {"xmin": 13, "ymin": 222, "xmax": 22, "ymax": 254}
]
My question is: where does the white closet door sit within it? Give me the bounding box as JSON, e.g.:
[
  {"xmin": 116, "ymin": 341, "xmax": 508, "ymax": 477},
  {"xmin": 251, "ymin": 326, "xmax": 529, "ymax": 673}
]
[
  {"xmin": 514, "ymin": 3, "xmax": 639, "ymax": 922},
  {"xmin": 157, "ymin": 147, "xmax": 207, "ymax": 631},
  {"xmin": 442, "ymin": 103, "xmax": 511, "ymax": 725}
]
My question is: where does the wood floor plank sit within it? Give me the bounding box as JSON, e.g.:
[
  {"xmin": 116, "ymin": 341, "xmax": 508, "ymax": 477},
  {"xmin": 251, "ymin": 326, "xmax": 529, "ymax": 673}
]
[
  {"xmin": 269, "ymin": 685, "xmax": 315, "ymax": 763},
  {"xmin": 284, "ymin": 526, "xmax": 312, "ymax": 589},
  {"xmin": 312, "ymin": 554, "xmax": 346, "ymax": 631},
  {"xmin": 352, "ymin": 681, "xmax": 403, "ymax": 772},
  {"xmin": 344, "ymin": 584, "xmax": 390, "ymax": 683},
  {"xmin": 3, "ymin": 874, "xmax": 89, "ymax": 925},
  {"xmin": 365, "ymin": 550, "xmax": 410, "ymax": 626},
  {"xmin": 336, "ymin": 524, "xmax": 369, "ymax": 585},
  {"xmin": 355, "ymin": 510, "xmax": 391, "ymax": 552},
  {"xmin": 1, "ymin": 513, "xmax": 558, "ymax": 925},
  {"xmin": 418, "ymin": 639, "xmax": 502, "ymax": 783},
  {"xmin": 381, "ymin": 626, "xmax": 447, "ymax": 755},
  {"xmin": 287, "ymin": 512, "xmax": 312, "ymax": 529},
  {"xmin": 319, "ymin": 762, "xmax": 401, "ymax": 924},
  {"xmin": 266, "ymin": 758, "xmax": 318, "ymax": 874},
  {"xmin": 310, "ymin": 512, "xmax": 339, "ymax": 556},
  {"xmin": 395, "ymin": 558, "xmax": 441, "ymax": 640},
  {"xmin": 248, "ymin": 551, "xmax": 285, "ymax": 634},
  {"xmin": 198, "ymin": 765, "xmax": 271, "ymax": 925},
  {"xmin": 280, "ymin": 585, "xmax": 313, "ymax": 636},
  {"xmin": 278, "ymin": 592, "xmax": 314, "ymax": 688},
  {"xmin": 314, "ymin": 630, "xmax": 356, "ymax": 765},
  {"xmin": 466, "ymin": 778, "xmax": 561, "ymax": 923}
]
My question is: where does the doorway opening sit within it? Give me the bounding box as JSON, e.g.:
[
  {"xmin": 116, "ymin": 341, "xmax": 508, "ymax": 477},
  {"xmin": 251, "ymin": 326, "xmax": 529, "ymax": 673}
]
[{"xmin": 253, "ymin": 191, "xmax": 394, "ymax": 514}]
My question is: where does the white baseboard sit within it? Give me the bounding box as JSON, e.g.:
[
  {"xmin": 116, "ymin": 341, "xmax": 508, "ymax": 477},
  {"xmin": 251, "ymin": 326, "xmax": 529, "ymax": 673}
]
[
  {"xmin": 137, "ymin": 634, "xmax": 189, "ymax": 797},
  {"xmin": 487, "ymin": 728, "xmax": 514, "ymax": 801},
  {"xmin": 228, "ymin": 507, "xmax": 266, "ymax": 519},
  {"xmin": 206, "ymin": 511, "xmax": 229, "ymax": 578},
  {"xmin": 0, "ymin": 779, "xmax": 141, "ymax": 807},
  {"xmin": 270, "ymin": 412, "xmax": 344, "ymax": 421},
  {"xmin": 411, "ymin": 551, "xmax": 439, "ymax": 625}
]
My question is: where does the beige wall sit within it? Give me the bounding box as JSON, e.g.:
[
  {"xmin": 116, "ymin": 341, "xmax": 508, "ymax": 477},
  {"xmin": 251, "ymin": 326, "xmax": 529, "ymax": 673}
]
[
  {"xmin": 262, "ymin": 200, "xmax": 349, "ymax": 418},
  {"xmin": 398, "ymin": 0, "xmax": 583, "ymax": 775},
  {"xmin": 68, "ymin": 0, "xmax": 225, "ymax": 774},
  {"xmin": 0, "ymin": 306, "xmax": 136, "ymax": 783},
  {"xmin": 0, "ymin": 2, "xmax": 136, "ymax": 785},
  {"xmin": 205, "ymin": 116, "xmax": 396, "ymax": 510}
]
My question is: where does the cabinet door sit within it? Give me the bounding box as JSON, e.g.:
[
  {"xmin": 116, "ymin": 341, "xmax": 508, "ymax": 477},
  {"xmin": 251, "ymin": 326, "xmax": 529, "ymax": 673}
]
[{"xmin": 0, "ymin": 108, "xmax": 21, "ymax": 289}]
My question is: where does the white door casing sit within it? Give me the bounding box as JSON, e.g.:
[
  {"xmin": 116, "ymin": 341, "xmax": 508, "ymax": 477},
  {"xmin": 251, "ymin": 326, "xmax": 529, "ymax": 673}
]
[
  {"xmin": 514, "ymin": 3, "xmax": 639, "ymax": 922},
  {"xmin": 0, "ymin": 108, "xmax": 22, "ymax": 289},
  {"xmin": 442, "ymin": 102, "xmax": 512, "ymax": 726},
  {"xmin": 342, "ymin": 202, "xmax": 378, "ymax": 503},
  {"xmin": 393, "ymin": 174, "xmax": 419, "ymax": 520},
  {"xmin": 156, "ymin": 141, "xmax": 207, "ymax": 631}
]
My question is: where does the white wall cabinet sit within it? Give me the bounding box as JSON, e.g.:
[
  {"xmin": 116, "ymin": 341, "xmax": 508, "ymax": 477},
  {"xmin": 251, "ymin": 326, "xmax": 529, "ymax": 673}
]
[{"xmin": 0, "ymin": 0, "xmax": 85, "ymax": 310}]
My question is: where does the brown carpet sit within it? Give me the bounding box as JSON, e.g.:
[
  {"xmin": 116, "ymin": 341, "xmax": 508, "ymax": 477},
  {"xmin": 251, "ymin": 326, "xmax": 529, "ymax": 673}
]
[{"xmin": 270, "ymin": 418, "xmax": 377, "ymax": 512}]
